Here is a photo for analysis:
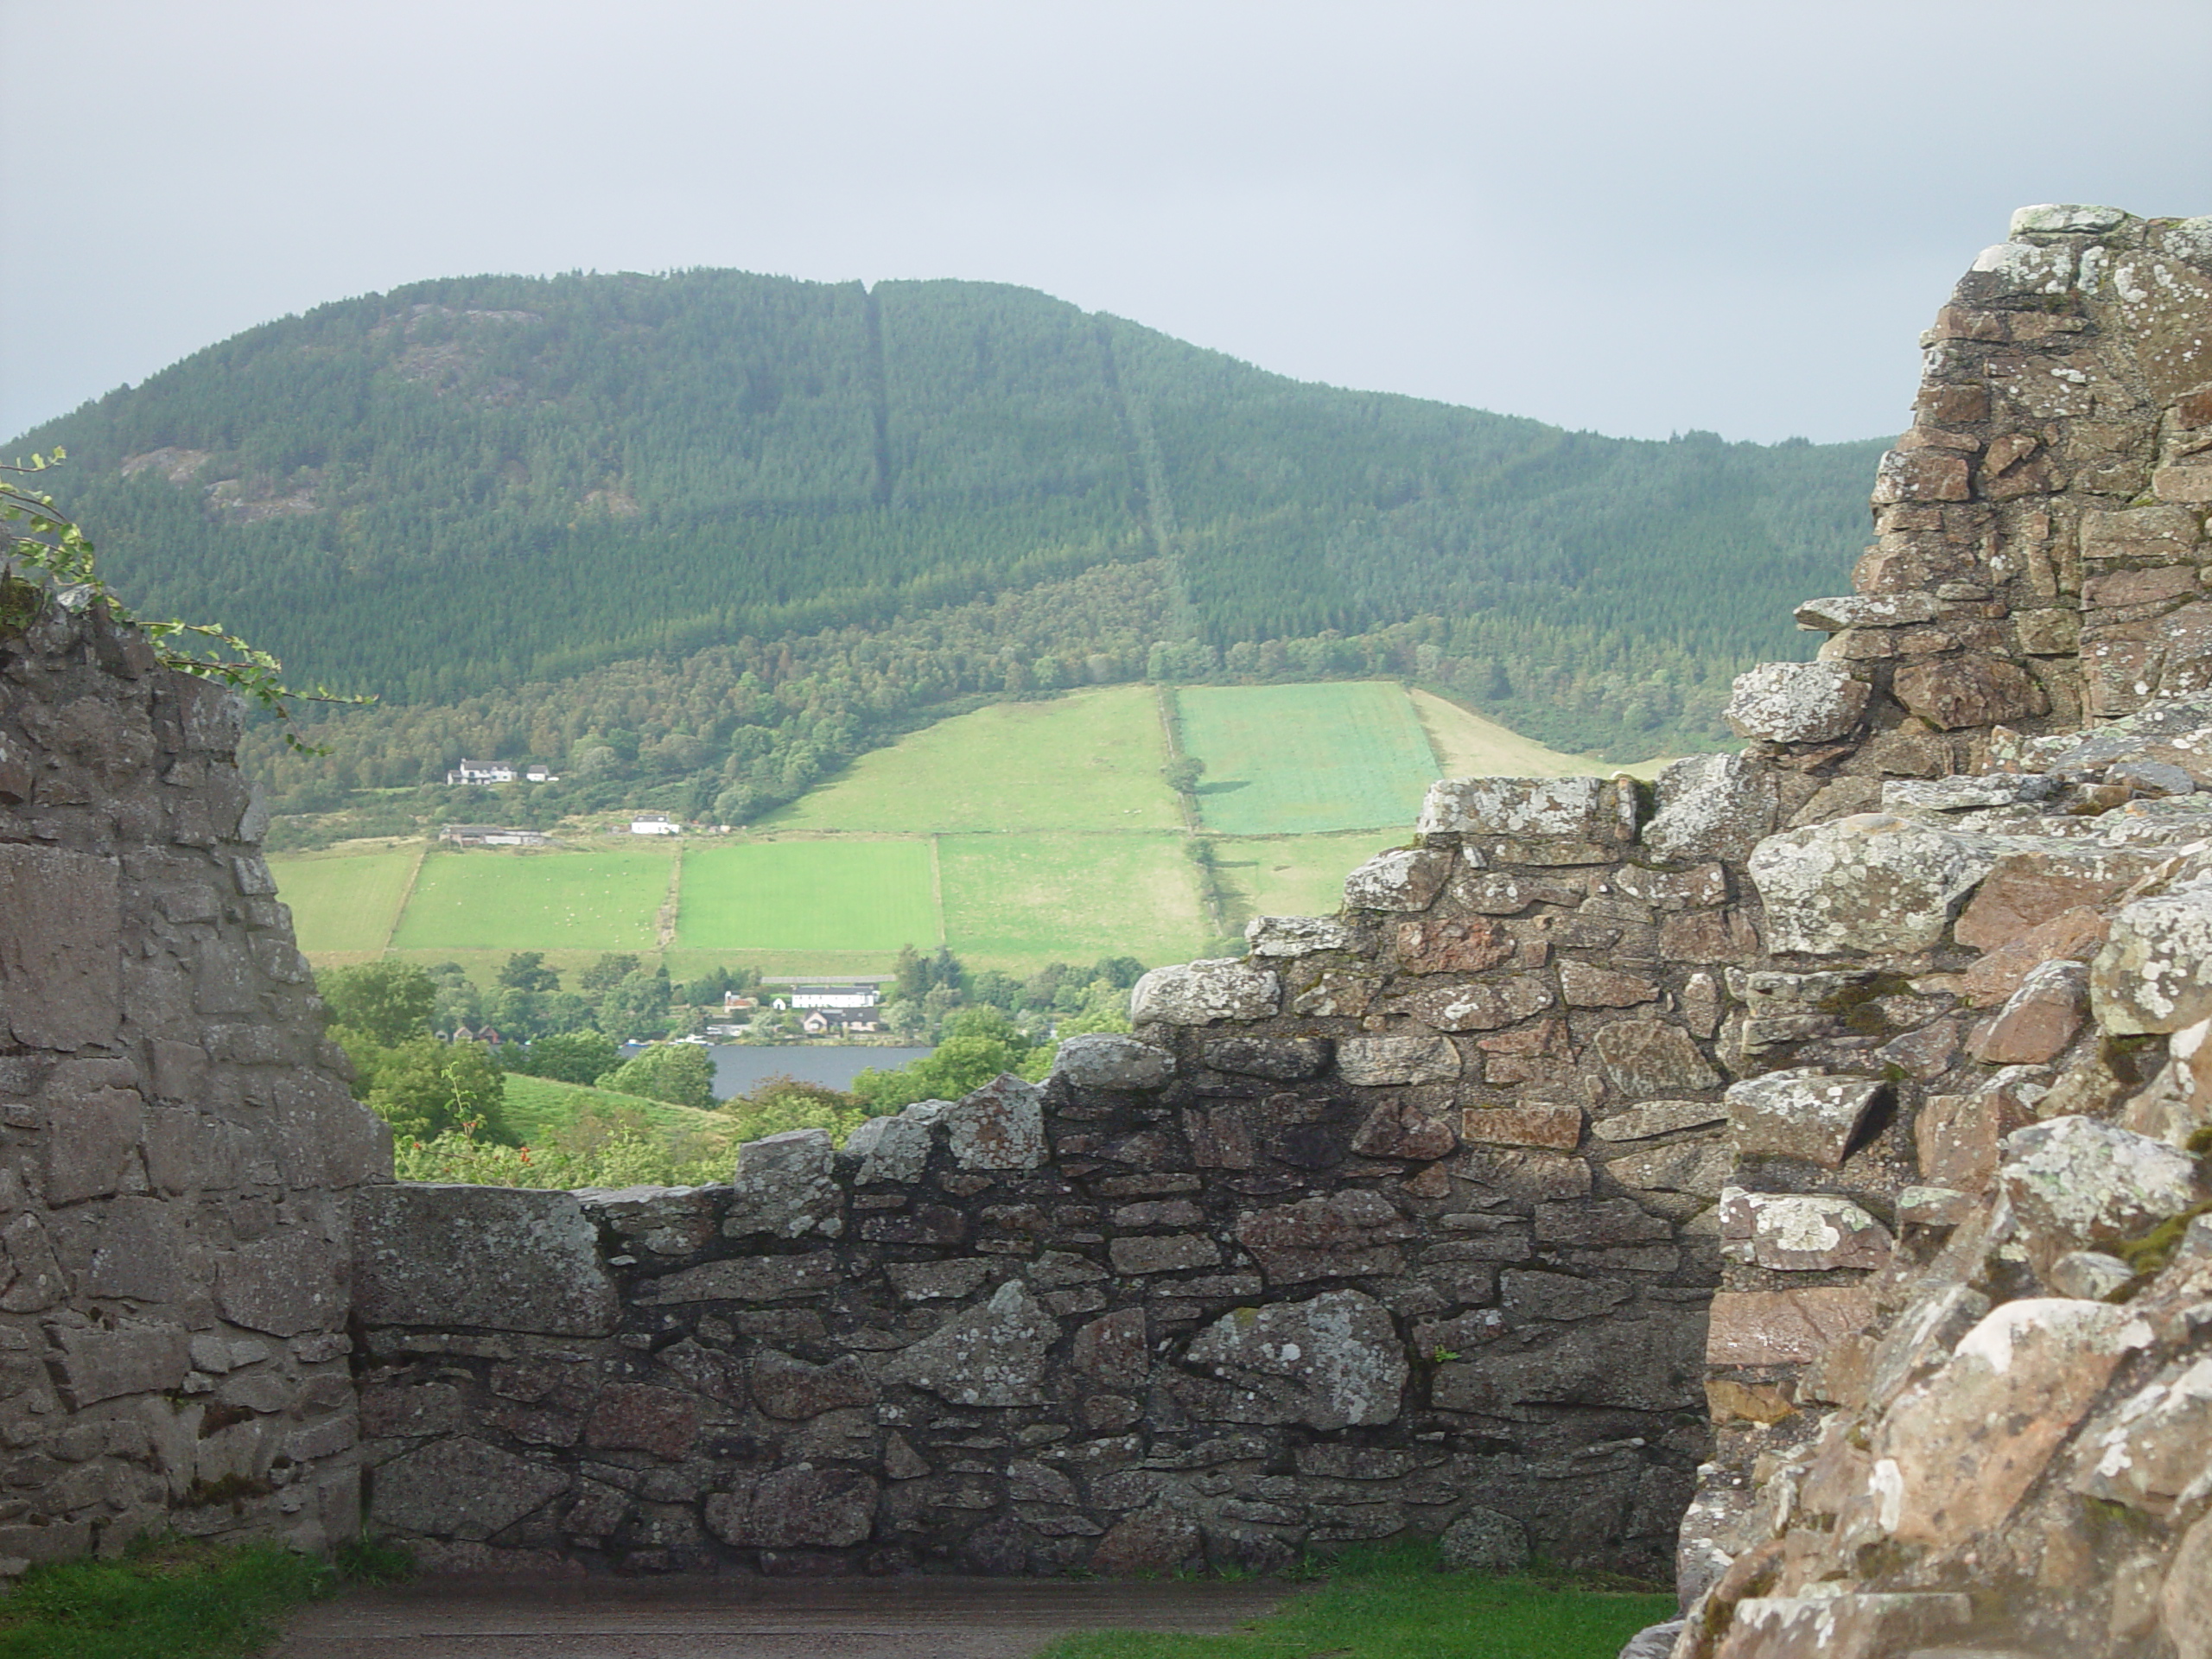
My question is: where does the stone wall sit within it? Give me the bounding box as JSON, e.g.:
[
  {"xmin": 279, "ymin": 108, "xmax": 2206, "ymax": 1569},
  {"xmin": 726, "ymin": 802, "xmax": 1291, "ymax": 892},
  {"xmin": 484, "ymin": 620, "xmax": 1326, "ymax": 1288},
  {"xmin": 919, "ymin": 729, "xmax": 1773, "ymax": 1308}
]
[
  {"xmin": 1649, "ymin": 206, "xmax": 2212, "ymax": 1659},
  {"xmin": 0, "ymin": 588, "xmax": 389, "ymax": 1574},
  {"xmin": 353, "ymin": 771, "xmax": 1751, "ymax": 1578}
]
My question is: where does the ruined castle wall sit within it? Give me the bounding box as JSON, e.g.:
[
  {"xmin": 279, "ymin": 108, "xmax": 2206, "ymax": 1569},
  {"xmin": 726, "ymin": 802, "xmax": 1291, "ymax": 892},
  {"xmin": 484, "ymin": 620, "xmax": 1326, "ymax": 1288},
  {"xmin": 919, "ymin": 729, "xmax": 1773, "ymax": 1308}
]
[
  {"xmin": 349, "ymin": 773, "xmax": 1779, "ymax": 1579},
  {"xmin": 0, "ymin": 592, "xmax": 390, "ymax": 1572},
  {"xmin": 1654, "ymin": 207, "xmax": 2212, "ymax": 1659}
]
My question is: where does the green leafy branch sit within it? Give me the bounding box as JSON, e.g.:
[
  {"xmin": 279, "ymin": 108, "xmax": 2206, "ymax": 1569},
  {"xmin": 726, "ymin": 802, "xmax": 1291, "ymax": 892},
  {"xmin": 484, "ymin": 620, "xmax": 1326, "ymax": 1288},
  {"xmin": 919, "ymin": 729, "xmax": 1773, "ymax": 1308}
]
[{"xmin": 0, "ymin": 449, "xmax": 372, "ymax": 752}]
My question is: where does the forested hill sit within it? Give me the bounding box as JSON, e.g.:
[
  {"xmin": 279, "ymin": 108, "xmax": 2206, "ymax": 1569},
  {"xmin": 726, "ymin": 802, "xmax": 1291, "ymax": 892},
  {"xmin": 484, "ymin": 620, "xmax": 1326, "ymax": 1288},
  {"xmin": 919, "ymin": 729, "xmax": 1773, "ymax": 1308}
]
[{"xmin": 10, "ymin": 270, "xmax": 1888, "ymax": 807}]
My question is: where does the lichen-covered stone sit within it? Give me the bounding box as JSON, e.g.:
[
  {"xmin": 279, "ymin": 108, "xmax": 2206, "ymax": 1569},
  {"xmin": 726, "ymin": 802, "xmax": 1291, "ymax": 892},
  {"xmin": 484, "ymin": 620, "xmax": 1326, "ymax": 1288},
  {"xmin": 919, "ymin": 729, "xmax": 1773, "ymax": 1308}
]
[
  {"xmin": 1416, "ymin": 775, "xmax": 1619, "ymax": 839},
  {"xmin": 1438, "ymin": 1506, "xmax": 1529, "ymax": 1570},
  {"xmin": 1129, "ymin": 959, "xmax": 1281, "ymax": 1024},
  {"xmin": 2093, "ymin": 885, "xmax": 2212, "ymax": 1034},
  {"xmin": 1182, "ymin": 1290, "xmax": 1407, "ymax": 1429},
  {"xmin": 703, "ymin": 1465, "xmax": 879, "ymax": 1548},
  {"xmin": 724, "ymin": 1128, "xmax": 842, "ymax": 1238},
  {"xmin": 944, "ymin": 1074, "xmax": 1048, "ymax": 1170},
  {"xmin": 1748, "ymin": 814, "xmax": 1999, "ymax": 955},
  {"xmin": 371, "ymin": 1437, "xmax": 570, "ymax": 1540},
  {"xmin": 1244, "ymin": 915, "xmax": 1352, "ymax": 957},
  {"xmin": 1998, "ymin": 1116, "xmax": 2201, "ymax": 1263},
  {"xmin": 1644, "ymin": 753, "xmax": 1779, "ymax": 862},
  {"xmin": 1725, "ymin": 662, "xmax": 1870, "ymax": 743},
  {"xmin": 1337, "ymin": 1033, "xmax": 1460, "ymax": 1085},
  {"xmin": 354, "ymin": 1185, "xmax": 619, "ymax": 1336},
  {"xmin": 1870, "ymin": 1300, "xmax": 2152, "ymax": 1547},
  {"xmin": 1053, "ymin": 1034, "xmax": 1176, "ymax": 1090},
  {"xmin": 842, "ymin": 1104, "xmax": 938, "ymax": 1184},
  {"xmin": 1343, "ymin": 846, "xmax": 1453, "ymax": 911},
  {"xmin": 880, "ymin": 1281, "xmax": 1058, "ymax": 1406},
  {"xmin": 1725, "ymin": 1071, "xmax": 1885, "ymax": 1167},
  {"xmin": 1592, "ymin": 1020, "xmax": 1719, "ymax": 1096},
  {"xmin": 1719, "ymin": 1190, "xmax": 1891, "ymax": 1270}
]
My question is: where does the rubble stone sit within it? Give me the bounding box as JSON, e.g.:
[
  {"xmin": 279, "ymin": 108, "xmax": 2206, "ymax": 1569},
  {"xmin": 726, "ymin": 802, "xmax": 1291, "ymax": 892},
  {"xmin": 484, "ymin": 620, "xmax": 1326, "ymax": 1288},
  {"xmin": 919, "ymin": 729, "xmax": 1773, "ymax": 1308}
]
[
  {"xmin": 1725, "ymin": 662, "xmax": 1870, "ymax": 743},
  {"xmin": 1053, "ymin": 1035, "xmax": 1176, "ymax": 1090},
  {"xmin": 1129, "ymin": 960, "xmax": 1280, "ymax": 1024},
  {"xmin": 1749, "ymin": 814, "xmax": 1999, "ymax": 956},
  {"xmin": 1182, "ymin": 1291, "xmax": 1407, "ymax": 1429}
]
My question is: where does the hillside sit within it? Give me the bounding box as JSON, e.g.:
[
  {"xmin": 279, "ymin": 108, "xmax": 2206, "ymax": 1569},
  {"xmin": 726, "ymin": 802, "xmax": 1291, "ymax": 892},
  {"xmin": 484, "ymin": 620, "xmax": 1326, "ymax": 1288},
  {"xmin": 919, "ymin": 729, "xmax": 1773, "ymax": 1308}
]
[{"xmin": 10, "ymin": 270, "xmax": 1887, "ymax": 813}]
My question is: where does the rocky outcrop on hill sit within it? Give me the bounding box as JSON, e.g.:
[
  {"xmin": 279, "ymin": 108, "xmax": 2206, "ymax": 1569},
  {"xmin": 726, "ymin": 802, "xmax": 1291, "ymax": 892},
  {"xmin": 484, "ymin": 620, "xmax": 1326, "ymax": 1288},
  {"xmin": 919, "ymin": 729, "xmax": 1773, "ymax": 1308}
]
[{"xmin": 0, "ymin": 589, "xmax": 389, "ymax": 1573}]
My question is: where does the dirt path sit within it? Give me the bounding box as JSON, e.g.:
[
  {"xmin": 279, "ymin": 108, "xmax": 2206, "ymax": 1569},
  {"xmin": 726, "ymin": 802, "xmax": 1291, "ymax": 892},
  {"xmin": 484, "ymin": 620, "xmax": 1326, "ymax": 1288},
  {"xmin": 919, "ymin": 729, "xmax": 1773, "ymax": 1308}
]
[{"xmin": 274, "ymin": 1573, "xmax": 1287, "ymax": 1659}]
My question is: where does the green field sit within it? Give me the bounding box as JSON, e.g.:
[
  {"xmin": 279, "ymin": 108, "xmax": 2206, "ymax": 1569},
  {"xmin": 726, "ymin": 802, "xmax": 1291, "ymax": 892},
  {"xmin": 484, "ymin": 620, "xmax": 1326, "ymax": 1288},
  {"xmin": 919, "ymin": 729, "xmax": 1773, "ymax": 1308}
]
[
  {"xmin": 273, "ymin": 683, "xmax": 1619, "ymax": 974},
  {"xmin": 390, "ymin": 846, "xmax": 675, "ymax": 953},
  {"xmin": 938, "ymin": 833, "xmax": 1212, "ymax": 969},
  {"xmin": 1213, "ymin": 831, "xmax": 1408, "ymax": 922},
  {"xmin": 677, "ymin": 839, "xmax": 941, "ymax": 953},
  {"xmin": 1176, "ymin": 683, "xmax": 1443, "ymax": 835},
  {"xmin": 266, "ymin": 845, "xmax": 419, "ymax": 955},
  {"xmin": 765, "ymin": 684, "xmax": 1179, "ymax": 833}
]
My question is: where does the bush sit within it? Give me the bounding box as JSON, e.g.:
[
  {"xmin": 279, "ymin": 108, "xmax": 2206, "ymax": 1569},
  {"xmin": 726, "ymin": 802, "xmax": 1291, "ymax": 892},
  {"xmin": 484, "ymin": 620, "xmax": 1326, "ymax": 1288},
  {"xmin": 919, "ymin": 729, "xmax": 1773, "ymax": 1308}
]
[
  {"xmin": 598, "ymin": 1041, "xmax": 715, "ymax": 1111},
  {"xmin": 723, "ymin": 1075, "xmax": 876, "ymax": 1144},
  {"xmin": 317, "ymin": 960, "xmax": 435, "ymax": 1046},
  {"xmin": 508, "ymin": 1029, "xmax": 621, "ymax": 1084},
  {"xmin": 346, "ymin": 1035, "xmax": 511, "ymax": 1142}
]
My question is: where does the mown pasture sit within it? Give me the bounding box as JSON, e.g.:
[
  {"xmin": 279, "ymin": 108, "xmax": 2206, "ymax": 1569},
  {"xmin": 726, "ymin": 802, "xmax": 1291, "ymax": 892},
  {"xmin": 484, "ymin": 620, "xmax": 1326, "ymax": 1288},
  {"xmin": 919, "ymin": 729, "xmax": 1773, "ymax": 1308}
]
[
  {"xmin": 1175, "ymin": 682, "xmax": 1442, "ymax": 835},
  {"xmin": 936, "ymin": 831, "xmax": 1212, "ymax": 970},
  {"xmin": 763, "ymin": 684, "xmax": 1179, "ymax": 833},
  {"xmin": 264, "ymin": 843, "xmax": 420, "ymax": 958},
  {"xmin": 389, "ymin": 845, "xmax": 674, "ymax": 953},
  {"xmin": 273, "ymin": 683, "xmax": 1617, "ymax": 976},
  {"xmin": 1211, "ymin": 830, "xmax": 1408, "ymax": 923},
  {"xmin": 677, "ymin": 839, "xmax": 941, "ymax": 954}
]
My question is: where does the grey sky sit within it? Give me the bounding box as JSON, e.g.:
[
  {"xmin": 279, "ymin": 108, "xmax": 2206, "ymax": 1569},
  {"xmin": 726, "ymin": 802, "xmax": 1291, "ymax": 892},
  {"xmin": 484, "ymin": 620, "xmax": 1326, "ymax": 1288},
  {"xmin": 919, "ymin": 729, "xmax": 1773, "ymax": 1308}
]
[{"xmin": 5, "ymin": 0, "xmax": 2208, "ymax": 445}]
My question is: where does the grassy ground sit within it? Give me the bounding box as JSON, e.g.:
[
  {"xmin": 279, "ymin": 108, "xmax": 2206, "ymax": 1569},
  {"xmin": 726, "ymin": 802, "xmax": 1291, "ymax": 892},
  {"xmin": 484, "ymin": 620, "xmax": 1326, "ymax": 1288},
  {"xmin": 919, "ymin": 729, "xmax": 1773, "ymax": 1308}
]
[
  {"xmin": 677, "ymin": 838, "xmax": 942, "ymax": 953},
  {"xmin": 1211, "ymin": 831, "xmax": 1407, "ymax": 925},
  {"xmin": 938, "ymin": 832, "xmax": 1212, "ymax": 971},
  {"xmin": 763, "ymin": 685, "xmax": 1179, "ymax": 833},
  {"xmin": 274, "ymin": 683, "xmax": 1616, "ymax": 975},
  {"xmin": 0, "ymin": 1535, "xmax": 408, "ymax": 1659},
  {"xmin": 1175, "ymin": 683, "xmax": 1440, "ymax": 835},
  {"xmin": 1037, "ymin": 1547, "xmax": 1674, "ymax": 1659},
  {"xmin": 389, "ymin": 845, "xmax": 674, "ymax": 954},
  {"xmin": 1410, "ymin": 689, "xmax": 1674, "ymax": 783},
  {"xmin": 498, "ymin": 1072, "xmax": 735, "ymax": 1150},
  {"xmin": 267, "ymin": 845, "xmax": 420, "ymax": 953}
]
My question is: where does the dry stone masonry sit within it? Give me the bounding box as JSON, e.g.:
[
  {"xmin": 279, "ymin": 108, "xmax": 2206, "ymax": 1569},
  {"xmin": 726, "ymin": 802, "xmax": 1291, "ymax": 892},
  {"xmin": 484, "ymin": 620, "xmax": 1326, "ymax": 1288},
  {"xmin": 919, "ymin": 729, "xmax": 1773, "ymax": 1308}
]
[{"xmin": 0, "ymin": 592, "xmax": 389, "ymax": 1574}]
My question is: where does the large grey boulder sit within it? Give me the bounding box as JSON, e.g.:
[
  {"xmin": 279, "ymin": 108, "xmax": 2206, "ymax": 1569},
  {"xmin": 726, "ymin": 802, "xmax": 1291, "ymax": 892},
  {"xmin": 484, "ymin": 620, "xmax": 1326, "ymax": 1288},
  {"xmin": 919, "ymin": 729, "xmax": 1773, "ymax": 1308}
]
[
  {"xmin": 354, "ymin": 1185, "xmax": 619, "ymax": 1336},
  {"xmin": 1749, "ymin": 814, "xmax": 1999, "ymax": 955}
]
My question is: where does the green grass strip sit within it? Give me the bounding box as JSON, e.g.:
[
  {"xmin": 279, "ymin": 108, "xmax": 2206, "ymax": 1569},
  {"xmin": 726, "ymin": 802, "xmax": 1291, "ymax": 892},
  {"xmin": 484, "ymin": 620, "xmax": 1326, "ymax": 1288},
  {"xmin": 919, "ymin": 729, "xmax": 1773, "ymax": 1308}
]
[
  {"xmin": 0, "ymin": 1536, "xmax": 410, "ymax": 1659},
  {"xmin": 1037, "ymin": 1546, "xmax": 1675, "ymax": 1659}
]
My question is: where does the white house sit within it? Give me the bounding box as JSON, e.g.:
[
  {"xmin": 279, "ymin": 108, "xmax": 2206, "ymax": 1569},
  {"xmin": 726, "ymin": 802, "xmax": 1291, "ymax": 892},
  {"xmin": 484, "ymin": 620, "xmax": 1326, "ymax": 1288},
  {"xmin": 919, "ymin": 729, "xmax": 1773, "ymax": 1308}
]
[
  {"xmin": 630, "ymin": 816, "xmax": 681, "ymax": 836},
  {"xmin": 447, "ymin": 759, "xmax": 517, "ymax": 785}
]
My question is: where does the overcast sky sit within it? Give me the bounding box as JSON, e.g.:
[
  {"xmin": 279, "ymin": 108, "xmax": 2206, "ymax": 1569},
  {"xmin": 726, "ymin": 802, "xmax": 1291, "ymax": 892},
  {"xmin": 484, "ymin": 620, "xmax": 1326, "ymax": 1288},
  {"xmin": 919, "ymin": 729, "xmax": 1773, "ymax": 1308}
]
[{"xmin": 4, "ymin": 0, "xmax": 2208, "ymax": 446}]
